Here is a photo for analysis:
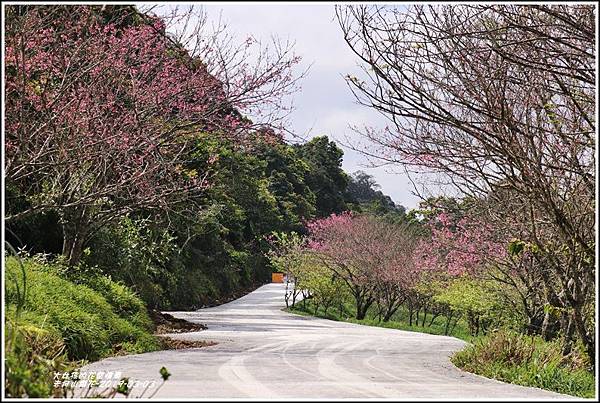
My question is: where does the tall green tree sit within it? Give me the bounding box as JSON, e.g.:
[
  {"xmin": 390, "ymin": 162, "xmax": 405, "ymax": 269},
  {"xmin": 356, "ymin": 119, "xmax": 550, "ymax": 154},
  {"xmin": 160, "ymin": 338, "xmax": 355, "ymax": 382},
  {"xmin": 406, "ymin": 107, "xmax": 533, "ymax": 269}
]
[{"xmin": 296, "ymin": 136, "xmax": 348, "ymax": 217}]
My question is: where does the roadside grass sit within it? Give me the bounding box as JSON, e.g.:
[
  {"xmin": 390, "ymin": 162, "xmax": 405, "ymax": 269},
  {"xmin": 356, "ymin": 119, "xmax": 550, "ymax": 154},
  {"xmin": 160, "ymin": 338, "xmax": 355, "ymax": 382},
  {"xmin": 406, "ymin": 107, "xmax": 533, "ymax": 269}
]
[
  {"xmin": 4, "ymin": 256, "xmax": 161, "ymax": 397},
  {"xmin": 452, "ymin": 330, "xmax": 595, "ymax": 398},
  {"xmin": 288, "ymin": 297, "xmax": 595, "ymax": 398},
  {"xmin": 288, "ymin": 298, "xmax": 471, "ymax": 341}
]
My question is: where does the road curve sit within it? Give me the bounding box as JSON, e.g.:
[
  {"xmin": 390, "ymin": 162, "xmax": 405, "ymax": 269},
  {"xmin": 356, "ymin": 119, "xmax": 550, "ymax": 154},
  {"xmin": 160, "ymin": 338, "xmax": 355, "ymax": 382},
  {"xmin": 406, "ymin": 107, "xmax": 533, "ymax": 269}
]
[{"xmin": 82, "ymin": 283, "xmax": 574, "ymax": 399}]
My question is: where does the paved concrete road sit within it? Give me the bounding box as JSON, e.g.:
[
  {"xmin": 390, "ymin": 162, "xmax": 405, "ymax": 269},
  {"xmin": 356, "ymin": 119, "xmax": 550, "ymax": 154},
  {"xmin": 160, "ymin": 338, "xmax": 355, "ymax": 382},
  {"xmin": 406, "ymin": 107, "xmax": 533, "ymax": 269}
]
[{"xmin": 83, "ymin": 283, "xmax": 575, "ymax": 399}]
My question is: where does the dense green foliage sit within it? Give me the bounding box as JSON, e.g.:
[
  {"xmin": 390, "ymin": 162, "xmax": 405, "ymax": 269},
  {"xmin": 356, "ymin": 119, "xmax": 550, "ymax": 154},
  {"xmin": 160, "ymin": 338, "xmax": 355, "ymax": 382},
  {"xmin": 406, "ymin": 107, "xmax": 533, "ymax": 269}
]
[
  {"xmin": 7, "ymin": 133, "xmax": 360, "ymax": 311},
  {"xmin": 295, "ymin": 137, "xmax": 349, "ymax": 217},
  {"xmin": 5, "ymin": 257, "xmax": 159, "ymax": 360},
  {"xmin": 78, "ymin": 134, "xmax": 353, "ymax": 310}
]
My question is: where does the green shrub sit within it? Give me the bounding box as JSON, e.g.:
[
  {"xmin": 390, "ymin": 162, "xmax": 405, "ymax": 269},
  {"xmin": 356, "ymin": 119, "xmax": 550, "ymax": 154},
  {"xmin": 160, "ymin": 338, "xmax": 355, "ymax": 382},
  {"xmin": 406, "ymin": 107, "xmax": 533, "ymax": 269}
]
[
  {"xmin": 79, "ymin": 274, "xmax": 153, "ymax": 330},
  {"xmin": 452, "ymin": 329, "xmax": 595, "ymax": 398},
  {"xmin": 4, "ymin": 312, "xmax": 73, "ymax": 398},
  {"xmin": 5, "ymin": 256, "xmax": 160, "ymax": 362}
]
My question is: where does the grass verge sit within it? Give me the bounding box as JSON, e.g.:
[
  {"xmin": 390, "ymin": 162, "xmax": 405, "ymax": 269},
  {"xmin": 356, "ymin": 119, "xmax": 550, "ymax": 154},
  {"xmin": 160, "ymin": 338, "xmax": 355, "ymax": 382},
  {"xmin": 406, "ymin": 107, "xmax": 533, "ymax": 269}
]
[
  {"xmin": 288, "ymin": 298, "xmax": 471, "ymax": 341},
  {"xmin": 288, "ymin": 298, "xmax": 595, "ymax": 398},
  {"xmin": 451, "ymin": 330, "xmax": 595, "ymax": 398},
  {"xmin": 4, "ymin": 256, "xmax": 160, "ymax": 397}
]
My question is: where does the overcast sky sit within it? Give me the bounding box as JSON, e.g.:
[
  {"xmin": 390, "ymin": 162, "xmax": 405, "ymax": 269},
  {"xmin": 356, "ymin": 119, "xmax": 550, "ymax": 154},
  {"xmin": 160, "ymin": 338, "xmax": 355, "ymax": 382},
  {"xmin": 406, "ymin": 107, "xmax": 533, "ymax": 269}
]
[{"xmin": 159, "ymin": 3, "xmax": 423, "ymax": 209}]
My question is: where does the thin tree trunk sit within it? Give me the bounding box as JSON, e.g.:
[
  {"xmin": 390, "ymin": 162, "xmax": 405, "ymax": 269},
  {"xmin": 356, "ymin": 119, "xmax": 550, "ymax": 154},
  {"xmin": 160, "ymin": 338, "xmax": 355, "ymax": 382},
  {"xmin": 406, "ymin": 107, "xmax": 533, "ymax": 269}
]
[
  {"xmin": 383, "ymin": 305, "xmax": 400, "ymax": 322},
  {"xmin": 541, "ymin": 310, "xmax": 552, "ymax": 341},
  {"xmin": 561, "ymin": 315, "xmax": 576, "ymax": 356},
  {"xmin": 429, "ymin": 313, "xmax": 440, "ymax": 327},
  {"xmin": 61, "ymin": 206, "xmax": 90, "ymax": 267},
  {"xmin": 444, "ymin": 312, "xmax": 453, "ymax": 335},
  {"xmin": 572, "ymin": 304, "xmax": 595, "ymax": 368},
  {"xmin": 284, "ymin": 280, "xmax": 290, "ymax": 308}
]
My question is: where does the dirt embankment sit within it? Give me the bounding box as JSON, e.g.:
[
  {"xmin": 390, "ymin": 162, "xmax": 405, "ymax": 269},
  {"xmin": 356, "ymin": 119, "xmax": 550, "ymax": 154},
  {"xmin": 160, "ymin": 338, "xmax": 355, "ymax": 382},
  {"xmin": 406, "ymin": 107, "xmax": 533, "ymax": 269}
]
[{"xmin": 149, "ymin": 311, "xmax": 216, "ymax": 350}]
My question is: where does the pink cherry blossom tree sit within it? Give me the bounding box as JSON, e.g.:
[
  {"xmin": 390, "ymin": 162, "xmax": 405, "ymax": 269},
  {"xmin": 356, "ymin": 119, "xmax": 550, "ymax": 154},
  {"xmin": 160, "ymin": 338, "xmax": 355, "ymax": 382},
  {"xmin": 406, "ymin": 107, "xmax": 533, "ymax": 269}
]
[
  {"xmin": 336, "ymin": 4, "xmax": 595, "ymax": 362},
  {"xmin": 415, "ymin": 206, "xmax": 572, "ymax": 342},
  {"xmin": 307, "ymin": 212, "xmax": 418, "ymax": 320},
  {"xmin": 414, "ymin": 212, "xmax": 507, "ymax": 278},
  {"xmin": 5, "ymin": 5, "xmax": 302, "ymax": 265}
]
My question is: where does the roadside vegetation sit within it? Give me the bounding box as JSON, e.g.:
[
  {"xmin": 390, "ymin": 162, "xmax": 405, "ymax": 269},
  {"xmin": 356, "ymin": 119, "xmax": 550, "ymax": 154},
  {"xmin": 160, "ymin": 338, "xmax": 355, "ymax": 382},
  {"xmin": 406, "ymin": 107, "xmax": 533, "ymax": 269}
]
[
  {"xmin": 289, "ymin": 298, "xmax": 472, "ymax": 342},
  {"xmin": 291, "ymin": 294, "xmax": 594, "ymax": 398},
  {"xmin": 4, "ymin": 255, "xmax": 160, "ymax": 397},
  {"xmin": 270, "ymin": 198, "xmax": 595, "ymax": 397},
  {"xmin": 333, "ymin": 2, "xmax": 595, "ymax": 372},
  {"xmin": 452, "ymin": 331, "xmax": 595, "ymax": 398},
  {"xmin": 278, "ymin": 3, "xmax": 594, "ymax": 399}
]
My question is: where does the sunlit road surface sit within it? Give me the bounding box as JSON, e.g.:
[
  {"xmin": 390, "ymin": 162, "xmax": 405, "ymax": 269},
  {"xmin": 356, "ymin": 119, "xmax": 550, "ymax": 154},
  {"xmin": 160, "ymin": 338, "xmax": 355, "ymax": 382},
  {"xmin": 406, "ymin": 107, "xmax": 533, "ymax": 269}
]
[{"xmin": 82, "ymin": 283, "xmax": 576, "ymax": 399}]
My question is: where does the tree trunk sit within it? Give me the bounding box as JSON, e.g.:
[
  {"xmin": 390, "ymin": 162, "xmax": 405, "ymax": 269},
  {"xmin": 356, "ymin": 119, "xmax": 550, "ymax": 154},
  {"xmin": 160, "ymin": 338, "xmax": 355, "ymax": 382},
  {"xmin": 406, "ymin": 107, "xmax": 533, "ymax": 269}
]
[
  {"xmin": 284, "ymin": 280, "xmax": 290, "ymax": 308},
  {"xmin": 356, "ymin": 303, "xmax": 367, "ymax": 320},
  {"xmin": 428, "ymin": 313, "xmax": 440, "ymax": 327},
  {"xmin": 540, "ymin": 310, "xmax": 552, "ymax": 341},
  {"xmin": 444, "ymin": 312, "xmax": 453, "ymax": 335},
  {"xmin": 355, "ymin": 295, "xmax": 373, "ymax": 320},
  {"xmin": 375, "ymin": 301, "xmax": 383, "ymax": 323},
  {"xmin": 561, "ymin": 315, "xmax": 575, "ymax": 356},
  {"xmin": 60, "ymin": 205, "xmax": 92, "ymax": 267},
  {"xmin": 526, "ymin": 313, "xmax": 544, "ymax": 335},
  {"xmin": 292, "ymin": 286, "xmax": 301, "ymax": 308},
  {"xmin": 467, "ymin": 311, "xmax": 476, "ymax": 336},
  {"xmin": 383, "ymin": 305, "xmax": 400, "ymax": 322},
  {"xmin": 572, "ymin": 304, "xmax": 595, "ymax": 369}
]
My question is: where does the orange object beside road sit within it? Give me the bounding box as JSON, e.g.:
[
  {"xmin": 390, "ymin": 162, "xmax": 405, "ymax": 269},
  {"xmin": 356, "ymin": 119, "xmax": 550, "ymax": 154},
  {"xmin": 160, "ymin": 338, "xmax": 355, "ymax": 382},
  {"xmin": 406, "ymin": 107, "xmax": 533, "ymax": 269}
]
[{"xmin": 271, "ymin": 272, "xmax": 284, "ymax": 283}]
